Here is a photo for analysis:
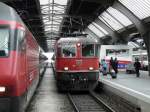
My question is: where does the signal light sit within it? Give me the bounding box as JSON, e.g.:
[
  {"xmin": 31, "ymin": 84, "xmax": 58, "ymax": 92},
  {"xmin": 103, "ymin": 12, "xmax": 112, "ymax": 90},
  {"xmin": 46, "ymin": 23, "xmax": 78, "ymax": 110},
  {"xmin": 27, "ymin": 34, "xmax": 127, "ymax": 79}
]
[{"xmin": 77, "ymin": 43, "xmax": 80, "ymax": 47}]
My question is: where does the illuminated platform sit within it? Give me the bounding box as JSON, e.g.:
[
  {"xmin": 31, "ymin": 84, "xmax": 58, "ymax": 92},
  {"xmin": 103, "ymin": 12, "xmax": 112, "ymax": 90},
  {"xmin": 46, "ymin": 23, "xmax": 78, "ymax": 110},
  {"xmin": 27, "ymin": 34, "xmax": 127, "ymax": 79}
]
[
  {"xmin": 99, "ymin": 71, "xmax": 150, "ymax": 112},
  {"xmin": 27, "ymin": 67, "xmax": 74, "ymax": 112}
]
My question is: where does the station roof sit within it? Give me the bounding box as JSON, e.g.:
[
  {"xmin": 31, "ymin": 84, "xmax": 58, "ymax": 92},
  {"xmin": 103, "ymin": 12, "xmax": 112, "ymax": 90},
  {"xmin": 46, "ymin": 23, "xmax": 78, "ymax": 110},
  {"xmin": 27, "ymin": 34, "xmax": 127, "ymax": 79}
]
[
  {"xmin": 2, "ymin": 0, "xmax": 150, "ymax": 51},
  {"xmin": 39, "ymin": 0, "xmax": 115, "ymax": 50},
  {"xmin": 60, "ymin": 0, "xmax": 114, "ymax": 35},
  {"xmin": 39, "ymin": 0, "xmax": 150, "ymax": 50}
]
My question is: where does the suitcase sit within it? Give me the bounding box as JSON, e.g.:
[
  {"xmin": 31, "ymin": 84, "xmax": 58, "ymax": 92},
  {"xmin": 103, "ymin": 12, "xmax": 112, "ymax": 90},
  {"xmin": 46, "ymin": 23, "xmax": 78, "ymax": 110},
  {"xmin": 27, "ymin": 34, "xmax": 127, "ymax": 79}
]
[
  {"xmin": 111, "ymin": 70, "xmax": 117, "ymax": 78},
  {"xmin": 102, "ymin": 70, "xmax": 107, "ymax": 75},
  {"xmin": 102, "ymin": 67, "xmax": 107, "ymax": 75}
]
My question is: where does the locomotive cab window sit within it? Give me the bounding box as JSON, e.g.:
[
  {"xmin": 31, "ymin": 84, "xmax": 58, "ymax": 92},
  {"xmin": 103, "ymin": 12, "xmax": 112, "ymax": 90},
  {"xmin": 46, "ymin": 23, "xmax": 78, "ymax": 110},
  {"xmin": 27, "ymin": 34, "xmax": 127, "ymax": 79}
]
[
  {"xmin": 0, "ymin": 27, "xmax": 9, "ymax": 56},
  {"xmin": 82, "ymin": 44, "xmax": 95, "ymax": 57},
  {"xmin": 62, "ymin": 44, "xmax": 76, "ymax": 57}
]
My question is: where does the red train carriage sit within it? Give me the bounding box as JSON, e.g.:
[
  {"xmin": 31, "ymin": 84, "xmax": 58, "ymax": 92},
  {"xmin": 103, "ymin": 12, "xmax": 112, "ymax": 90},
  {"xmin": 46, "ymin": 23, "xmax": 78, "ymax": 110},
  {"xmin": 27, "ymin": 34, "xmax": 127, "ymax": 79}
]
[
  {"xmin": 55, "ymin": 37, "xmax": 100, "ymax": 91},
  {"xmin": 0, "ymin": 2, "xmax": 39, "ymax": 112}
]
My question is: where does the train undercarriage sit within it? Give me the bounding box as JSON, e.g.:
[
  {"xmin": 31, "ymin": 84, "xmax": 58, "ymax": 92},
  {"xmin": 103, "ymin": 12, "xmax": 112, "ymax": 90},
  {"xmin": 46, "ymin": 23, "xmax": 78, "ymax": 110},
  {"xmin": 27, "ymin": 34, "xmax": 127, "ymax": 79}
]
[{"xmin": 56, "ymin": 72, "xmax": 99, "ymax": 91}]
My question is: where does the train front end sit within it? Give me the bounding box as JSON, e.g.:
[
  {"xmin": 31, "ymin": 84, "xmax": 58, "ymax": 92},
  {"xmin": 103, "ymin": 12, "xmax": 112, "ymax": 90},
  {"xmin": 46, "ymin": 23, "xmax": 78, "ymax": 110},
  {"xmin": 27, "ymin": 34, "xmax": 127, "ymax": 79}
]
[{"xmin": 55, "ymin": 38, "xmax": 99, "ymax": 91}]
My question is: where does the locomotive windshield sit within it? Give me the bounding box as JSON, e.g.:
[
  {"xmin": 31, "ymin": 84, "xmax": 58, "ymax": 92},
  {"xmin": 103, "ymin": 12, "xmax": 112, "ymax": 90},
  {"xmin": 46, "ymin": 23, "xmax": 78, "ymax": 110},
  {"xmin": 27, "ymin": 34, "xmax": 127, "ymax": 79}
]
[
  {"xmin": 62, "ymin": 44, "xmax": 76, "ymax": 57},
  {"xmin": 0, "ymin": 27, "xmax": 9, "ymax": 56},
  {"xmin": 82, "ymin": 44, "xmax": 95, "ymax": 57}
]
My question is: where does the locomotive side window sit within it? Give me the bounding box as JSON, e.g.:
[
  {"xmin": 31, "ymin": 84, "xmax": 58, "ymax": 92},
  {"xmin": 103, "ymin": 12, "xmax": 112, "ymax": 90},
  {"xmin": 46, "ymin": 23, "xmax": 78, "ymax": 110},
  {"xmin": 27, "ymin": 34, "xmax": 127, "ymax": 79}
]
[
  {"xmin": 62, "ymin": 44, "xmax": 76, "ymax": 57},
  {"xmin": 0, "ymin": 27, "xmax": 9, "ymax": 56},
  {"xmin": 18, "ymin": 30, "xmax": 25, "ymax": 43},
  {"xmin": 82, "ymin": 44, "xmax": 94, "ymax": 57},
  {"xmin": 17, "ymin": 29, "xmax": 26, "ymax": 51}
]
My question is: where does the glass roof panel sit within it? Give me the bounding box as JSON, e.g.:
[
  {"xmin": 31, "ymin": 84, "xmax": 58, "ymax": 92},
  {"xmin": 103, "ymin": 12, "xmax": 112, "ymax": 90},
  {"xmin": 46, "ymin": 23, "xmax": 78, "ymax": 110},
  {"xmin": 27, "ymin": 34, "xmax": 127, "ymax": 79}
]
[
  {"xmin": 45, "ymin": 28, "xmax": 51, "ymax": 31},
  {"xmin": 99, "ymin": 12, "xmax": 124, "ymax": 31},
  {"xmin": 43, "ymin": 19, "xmax": 49, "ymax": 23},
  {"xmin": 40, "ymin": 0, "xmax": 68, "ymax": 50},
  {"xmin": 52, "ymin": 27, "xmax": 59, "ymax": 31},
  {"xmin": 40, "ymin": 0, "xmax": 68, "ymax": 42},
  {"xmin": 54, "ymin": 0, "xmax": 68, "ymax": 5},
  {"xmin": 107, "ymin": 7, "xmax": 132, "ymax": 26},
  {"xmin": 88, "ymin": 24, "xmax": 105, "ymax": 38},
  {"xmin": 119, "ymin": 0, "xmax": 150, "ymax": 19},
  {"xmin": 43, "ymin": 16, "xmax": 49, "ymax": 19},
  {"xmin": 92, "ymin": 22, "xmax": 108, "ymax": 35},
  {"xmin": 98, "ymin": 16, "xmax": 115, "ymax": 31},
  {"xmin": 40, "ymin": 0, "xmax": 51, "ymax": 5},
  {"xmin": 87, "ymin": 33, "xmax": 97, "ymax": 39}
]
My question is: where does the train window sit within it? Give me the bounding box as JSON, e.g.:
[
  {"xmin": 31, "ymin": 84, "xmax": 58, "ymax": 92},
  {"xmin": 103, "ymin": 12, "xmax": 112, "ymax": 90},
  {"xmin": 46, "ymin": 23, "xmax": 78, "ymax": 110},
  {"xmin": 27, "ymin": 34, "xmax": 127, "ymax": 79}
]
[
  {"xmin": 62, "ymin": 44, "xmax": 76, "ymax": 57},
  {"xmin": 0, "ymin": 28, "xmax": 9, "ymax": 56},
  {"xmin": 106, "ymin": 49, "xmax": 129, "ymax": 57},
  {"xmin": 17, "ymin": 30, "xmax": 25, "ymax": 51},
  {"xmin": 82, "ymin": 44, "xmax": 94, "ymax": 57},
  {"xmin": 18, "ymin": 30, "xmax": 25, "ymax": 43}
]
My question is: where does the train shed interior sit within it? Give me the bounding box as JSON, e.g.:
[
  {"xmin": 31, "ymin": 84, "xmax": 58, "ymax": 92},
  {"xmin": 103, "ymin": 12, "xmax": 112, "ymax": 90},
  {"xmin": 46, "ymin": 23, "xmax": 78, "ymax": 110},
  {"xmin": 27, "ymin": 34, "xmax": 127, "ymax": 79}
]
[
  {"xmin": 3, "ymin": 0, "xmax": 150, "ymax": 69},
  {"xmin": 3, "ymin": 0, "xmax": 149, "ymax": 75},
  {"xmin": 1, "ymin": 0, "xmax": 150, "ymax": 112}
]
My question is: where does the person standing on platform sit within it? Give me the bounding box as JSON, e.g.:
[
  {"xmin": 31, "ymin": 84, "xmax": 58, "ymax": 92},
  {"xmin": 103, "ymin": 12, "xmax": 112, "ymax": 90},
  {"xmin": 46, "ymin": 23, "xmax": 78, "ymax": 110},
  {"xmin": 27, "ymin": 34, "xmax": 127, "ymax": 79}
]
[
  {"xmin": 109, "ymin": 57, "xmax": 117, "ymax": 78},
  {"xmin": 114, "ymin": 58, "xmax": 118, "ymax": 74},
  {"xmin": 109, "ymin": 57, "xmax": 113, "ymax": 73},
  {"xmin": 101, "ymin": 59, "xmax": 107, "ymax": 75},
  {"xmin": 134, "ymin": 58, "xmax": 141, "ymax": 77}
]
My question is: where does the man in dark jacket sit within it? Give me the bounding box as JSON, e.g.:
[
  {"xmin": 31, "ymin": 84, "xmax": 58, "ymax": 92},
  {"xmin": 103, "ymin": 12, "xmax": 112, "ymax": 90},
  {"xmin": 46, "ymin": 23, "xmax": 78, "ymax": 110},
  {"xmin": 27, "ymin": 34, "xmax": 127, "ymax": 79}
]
[
  {"xmin": 109, "ymin": 57, "xmax": 113, "ymax": 73},
  {"xmin": 134, "ymin": 58, "xmax": 141, "ymax": 77},
  {"xmin": 114, "ymin": 58, "xmax": 118, "ymax": 74}
]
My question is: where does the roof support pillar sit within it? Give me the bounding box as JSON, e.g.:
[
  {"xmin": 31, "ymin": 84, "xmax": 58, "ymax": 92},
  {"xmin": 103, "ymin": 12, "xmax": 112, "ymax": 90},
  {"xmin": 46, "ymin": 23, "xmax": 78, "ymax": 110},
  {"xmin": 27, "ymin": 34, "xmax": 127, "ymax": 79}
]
[
  {"xmin": 112, "ymin": 1, "xmax": 150, "ymax": 75},
  {"xmin": 142, "ymin": 32, "xmax": 150, "ymax": 75}
]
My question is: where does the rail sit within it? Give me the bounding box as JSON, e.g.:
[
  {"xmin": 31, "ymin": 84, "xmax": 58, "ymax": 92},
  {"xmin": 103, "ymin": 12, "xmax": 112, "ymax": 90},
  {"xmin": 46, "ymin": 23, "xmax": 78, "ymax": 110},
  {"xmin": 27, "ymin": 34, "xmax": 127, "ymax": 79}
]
[{"xmin": 68, "ymin": 92, "xmax": 115, "ymax": 112}]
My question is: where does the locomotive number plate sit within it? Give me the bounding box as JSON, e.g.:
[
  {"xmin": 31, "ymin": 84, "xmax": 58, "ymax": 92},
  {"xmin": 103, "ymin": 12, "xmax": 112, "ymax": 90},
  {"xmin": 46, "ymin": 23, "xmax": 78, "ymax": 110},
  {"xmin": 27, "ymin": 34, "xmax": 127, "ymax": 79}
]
[{"xmin": 76, "ymin": 60, "xmax": 82, "ymax": 66}]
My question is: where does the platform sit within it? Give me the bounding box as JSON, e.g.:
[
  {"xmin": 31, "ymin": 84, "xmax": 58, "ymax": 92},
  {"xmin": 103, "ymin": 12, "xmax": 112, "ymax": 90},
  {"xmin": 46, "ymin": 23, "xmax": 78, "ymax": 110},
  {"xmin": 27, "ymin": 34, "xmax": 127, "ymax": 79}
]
[
  {"xmin": 26, "ymin": 66, "xmax": 74, "ymax": 112},
  {"xmin": 99, "ymin": 71, "xmax": 150, "ymax": 112}
]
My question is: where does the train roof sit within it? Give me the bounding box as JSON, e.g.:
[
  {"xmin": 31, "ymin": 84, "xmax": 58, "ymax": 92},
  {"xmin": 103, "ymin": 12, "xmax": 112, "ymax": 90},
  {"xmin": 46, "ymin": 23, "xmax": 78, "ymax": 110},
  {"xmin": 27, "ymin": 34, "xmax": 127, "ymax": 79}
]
[
  {"xmin": 0, "ymin": 2, "xmax": 23, "ymax": 24},
  {"xmin": 57, "ymin": 37, "xmax": 98, "ymax": 44}
]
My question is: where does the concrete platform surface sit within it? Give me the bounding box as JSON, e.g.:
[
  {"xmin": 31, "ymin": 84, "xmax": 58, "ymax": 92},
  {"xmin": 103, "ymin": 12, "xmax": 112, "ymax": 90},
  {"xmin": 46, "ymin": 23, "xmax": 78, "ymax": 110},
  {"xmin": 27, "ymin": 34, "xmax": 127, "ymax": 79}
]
[
  {"xmin": 99, "ymin": 71, "xmax": 150, "ymax": 112},
  {"xmin": 26, "ymin": 68, "xmax": 74, "ymax": 112}
]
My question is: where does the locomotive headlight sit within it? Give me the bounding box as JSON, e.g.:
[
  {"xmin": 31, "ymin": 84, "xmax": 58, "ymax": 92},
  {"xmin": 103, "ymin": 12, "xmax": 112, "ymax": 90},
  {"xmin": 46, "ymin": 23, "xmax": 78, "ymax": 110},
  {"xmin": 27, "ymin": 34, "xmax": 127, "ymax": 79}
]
[
  {"xmin": 0, "ymin": 87, "xmax": 6, "ymax": 92},
  {"xmin": 77, "ymin": 43, "xmax": 80, "ymax": 47},
  {"xmin": 64, "ymin": 67, "xmax": 69, "ymax": 71},
  {"xmin": 89, "ymin": 67, "xmax": 94, "ymax": 70}
]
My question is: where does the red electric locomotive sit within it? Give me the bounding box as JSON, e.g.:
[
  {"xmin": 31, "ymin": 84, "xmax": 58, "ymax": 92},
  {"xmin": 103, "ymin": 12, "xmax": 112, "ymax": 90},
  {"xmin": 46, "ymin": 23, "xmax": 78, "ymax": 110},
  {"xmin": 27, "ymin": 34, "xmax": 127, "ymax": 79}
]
[
  {"xmin": 0, "ymin": 3, "xmax": 39, "ymax": 112},
  {"xmin": 55, "ymin": 37, "xmax": 100, "ymax": 91}
]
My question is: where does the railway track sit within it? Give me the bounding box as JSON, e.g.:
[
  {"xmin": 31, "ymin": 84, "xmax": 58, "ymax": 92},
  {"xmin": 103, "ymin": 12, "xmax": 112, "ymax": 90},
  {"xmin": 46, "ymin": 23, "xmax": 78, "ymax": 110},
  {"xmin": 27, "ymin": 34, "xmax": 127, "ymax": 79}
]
[{"xmin": 68, "ymin": 92, "xmax": 116, "ymax": 112}]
